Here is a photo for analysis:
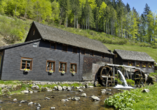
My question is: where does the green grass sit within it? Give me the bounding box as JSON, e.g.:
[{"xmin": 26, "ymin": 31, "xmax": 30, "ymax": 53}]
[
  {"xmin": 105, "ymin": 44, "xmax": 157, "ymax": 62},
  {"xmin": 132, "ymin": 83, "xmax": 157, "ymax": 110},
  {"xmin": 0, "ymin": 80, "xmax": 20, "ymax": 85}
]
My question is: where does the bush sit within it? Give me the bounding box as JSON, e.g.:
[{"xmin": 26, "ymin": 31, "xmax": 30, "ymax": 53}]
[
  {"xmin": 115, "ymin": 78, "xmax": 122, "ymax": 85},
  {"xmin": 139, "ymin": 42, "xmax": 151, "ymax": 47},
  {"xmin": 0, "ymin": 16, "xmax": 30, "ymax": 43},
  {"xmin": 105, "ymin": 89, "xmax": 140, "ymax": 109},
  {"xmin": 126, "ymin": 79, "xmax": 135, "ymax": 86}
]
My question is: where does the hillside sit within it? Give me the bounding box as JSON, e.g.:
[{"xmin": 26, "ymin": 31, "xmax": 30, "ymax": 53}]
[
  {"xmin": 0, "ymin": 15, "xmax": 156, "ymax": 62},
  {"xmin": 106, "ymin": 44, "xmax": 157, "ymax": 62}
]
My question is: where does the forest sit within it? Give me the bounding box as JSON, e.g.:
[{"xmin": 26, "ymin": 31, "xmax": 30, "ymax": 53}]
[{"xmin": 0, "ymin": 0, "xmax": 157, "ymax": 47}]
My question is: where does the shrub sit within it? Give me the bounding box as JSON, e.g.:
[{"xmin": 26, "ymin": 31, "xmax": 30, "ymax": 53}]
[
  {"xmin": 126, "ymin": 79, "xmax": 135, "ymax": 86},
  {"xmin": 104, "ymin": 89, "xmax": 140, "ymax": 109},
  {"xmin": 139, "ymin": 42, "xmax": 151, "ymax": 47},
  {"xmin": 115, "ymin": 78, "xmax": 122, "ymax": 85}
]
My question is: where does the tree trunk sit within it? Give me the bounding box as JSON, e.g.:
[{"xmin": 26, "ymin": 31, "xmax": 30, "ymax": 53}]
[
  {"xmin": 74, "ymin": 14, "xmax": 75, "ymax": 28},
  {"xmin": 86, "ymin": 18, "xmax": 87, "ymax": 30},
  {"xmin": 77, "ymin": 16, "xmax": 78, "ymax": 29},
  {"xmin": 14, "ymin": 4, "xmax": 17, "ymax": 17}
]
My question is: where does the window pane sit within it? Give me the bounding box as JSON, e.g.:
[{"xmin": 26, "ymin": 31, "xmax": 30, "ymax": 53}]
[
  {"xmin": 47, "ymin": 62, "xmax": 50, "ymax": 70},
  {"xmin": 63, "ymin": 45, "xmax": 67, "ymax": 51},
  {"xmin": 22, "ymin": 60, "xmax": 26, "ymax": 69},
  {"xmin": 70, "ymin": 64, "xmax": 76, "ymax": 72},
  {"xmin": 73, "ymin": 65, "xmax": 76, "ymax": 71},
  {"xmin": 73, "ymin": 48, "xmax": 77, "ymax": 53},
  {"xmin": 59, "ymin": 63, "xmax": 62, "ymax": 71},
  {"xmin": 51, "ymin": 43, "xmax": 55, "ymax": 49},
  {"xmin": 27, "ymin": 61, "xmax": 31, "ymax": 69},
  {"xmin": 51, "ymin": 62, "xmax": 54, "ymax": 70},
  {"xmin": 63, "ymin": 64, "xmax": 65, "ymax": 71}
]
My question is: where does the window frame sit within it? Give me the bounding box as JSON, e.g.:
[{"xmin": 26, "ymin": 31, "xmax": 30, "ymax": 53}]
[
  {"xmin": 81, "ymin": 49, "xmax": 85, "ymax": 55},
  {"xmin": 70, "ymin": 63, "xmax": 77, "ymax": 73},
  {"xmin": 73, "ymin": 47, "xmax": 77, "ymax": 53},
  {"xmin": 46, "ymin": 60, "xmax": 55, "ymax": 72},
  {"xmin": 20, "ymin": 57, "xmax": 33, "ymax": 70},
  {"xmin": 59, "ymin": 62, "xmax": 67, "ymax": 72},
  {"xmin": 50, "ymin": 42, "xmax": 56, "ymax": 49},
  {"xmin": 62, "ymin": 44, "xmax": 68, "ymax": 52}
]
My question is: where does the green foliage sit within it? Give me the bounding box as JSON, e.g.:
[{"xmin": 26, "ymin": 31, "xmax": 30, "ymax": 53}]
[
  {"xmin": 0, "ymin": 15, "xmax": 30, "ymax": 43},
  {"xmin": 115, "ymin": 78, "xmax": 122, "ymax": 85},
  {"xmin": 105, "ymin": 90, "xmax": 140, "ymax": 109},
  {"xmin": 0, "ymin": 0, "xmax": 156, "ymax": 47},
  {"xmin": 149, "ymin": 73, "xmax": 157, "ymax": 77},
  {"xmin": 0, "ymin": 80, "xmax": 20, "ymax": 85},
  {"xmin": 126, "ymin": 79, "xmax": 135, "ymax": 86}
]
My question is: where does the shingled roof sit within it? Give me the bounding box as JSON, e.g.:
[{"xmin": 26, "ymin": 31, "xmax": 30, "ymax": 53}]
[
  {"xmin": 114, "ymin": 49, "xmax": 155, "ymax": 62},
  {"xmin": 33, "ymin": 21, "xmax": 111, "ymax": 54}
]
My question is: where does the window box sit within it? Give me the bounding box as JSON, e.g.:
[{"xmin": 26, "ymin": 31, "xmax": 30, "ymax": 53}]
[
  {"xmin": 61, "ymin": 71, "xmax": 65, "ymax": 75},
  {"xmin": 71, "ymin": 71, "xmax": 76, "ymax": 76},
  {"xmin": 48, "ymin": 70, "xmax": 54, "ymax": 74},
  {"xmin": 142, "ymin": 65, "xmax": 146, "ymax": 68},
  {"xmin": 136, "ymin": 65, "xmax": 139, "ymax": 67},
  {"xmin": 23, "ymin": 68, "xmax": 30, "ymax": 72}
]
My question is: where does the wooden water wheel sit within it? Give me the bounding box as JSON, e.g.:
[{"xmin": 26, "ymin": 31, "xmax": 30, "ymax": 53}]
[
  {"xmin": 99, "ymin": 66, "xmax": 114, "ymax": 86},
  {"xmin": 133, "ymin": 70, "xmax": 145, "ymax": 85}
]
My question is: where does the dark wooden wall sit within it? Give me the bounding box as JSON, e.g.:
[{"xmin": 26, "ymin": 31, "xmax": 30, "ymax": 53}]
[
  {"xmin": 114, "ymin": 52, "xmax": 154, "ymax": 73},
  {"xmin": 123, "ymin": 60, "xmax": 154, "ymax": 73},
  {"xmin": 82, "ymin": 55, "xmax": 113, "ymax": 81},
  {"xmin": 113, "ymin": 52, "xmax": 123, "ymax": 65},
  {"xmin": 25, "ymin": 23, "xmax": 41, "ymax": 42}
]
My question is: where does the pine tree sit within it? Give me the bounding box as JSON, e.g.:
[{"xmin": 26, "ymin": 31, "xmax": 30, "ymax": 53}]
[{"xmin": 126, "ymin": 3, "xmax": 130, "ymax": 12}]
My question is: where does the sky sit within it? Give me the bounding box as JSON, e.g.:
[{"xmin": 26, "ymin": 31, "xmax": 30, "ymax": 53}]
[{"xmin": 122, "ymin": 0, "xmax": 157, "ymax": 14}]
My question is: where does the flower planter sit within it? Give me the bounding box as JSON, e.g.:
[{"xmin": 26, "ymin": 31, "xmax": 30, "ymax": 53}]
[
  {"xmin": 61, "ymin": 71, "xmax": 65, "ymax": 75},
  {"xmin": 23, "ymin": 69, "xmax": 30, "ymax": 73},
  {"xmin": 71, "ymin": 72, "xmax": 76, "ymax": 76}
]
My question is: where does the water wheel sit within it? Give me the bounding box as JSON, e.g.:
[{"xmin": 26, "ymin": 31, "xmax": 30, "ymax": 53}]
[
  {"xmin": 133, "ymin": 70, "xmax": 145, "ymax": 85},
  {"xmin": 99, "ymin": 66, "xmax": 114, "ymax": 86}
]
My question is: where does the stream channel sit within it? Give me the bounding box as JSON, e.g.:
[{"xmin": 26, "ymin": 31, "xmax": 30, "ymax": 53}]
[{"xmin": 0, "ymin": 87, "xmax": 123, "ymax": 110}]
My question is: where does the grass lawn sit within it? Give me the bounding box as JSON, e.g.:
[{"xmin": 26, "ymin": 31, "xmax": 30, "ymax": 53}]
[
  {"xmin": 132, "ymin": 83, "xmax": 157, "ymax": 110},
  {"xmin": 105, "ymin": 44, "xmax": 157, "ymax": 62}
]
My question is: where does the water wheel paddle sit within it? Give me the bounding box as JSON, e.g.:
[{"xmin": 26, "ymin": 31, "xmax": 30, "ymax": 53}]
[
  {"xmin": 99, "ymin": 66, "xmax": 114, "ymax": 86},
  {"xmin": 133, "ymin": 70, "xmax": 145, "ymax": 85}
]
